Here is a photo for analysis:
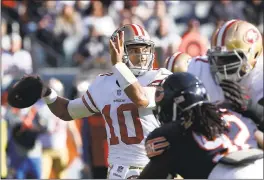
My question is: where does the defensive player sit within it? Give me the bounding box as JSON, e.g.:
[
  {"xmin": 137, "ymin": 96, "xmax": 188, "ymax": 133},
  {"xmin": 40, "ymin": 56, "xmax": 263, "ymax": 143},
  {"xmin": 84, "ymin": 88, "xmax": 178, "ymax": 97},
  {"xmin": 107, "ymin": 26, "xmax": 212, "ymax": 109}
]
[
  {"xmin": 8, "ymin": 24, "xmax": 171, "ymax": 179},
  {"xmin": 187, "ymin": 19, "xmax": 263, "ymax": 130},
  {"xmin": 164, "ymin": 52, "xmax": 192, "ymax": 72},
  {"xmin": 138, "ymin": 72, "xmax": 263, "ymax": 179}
]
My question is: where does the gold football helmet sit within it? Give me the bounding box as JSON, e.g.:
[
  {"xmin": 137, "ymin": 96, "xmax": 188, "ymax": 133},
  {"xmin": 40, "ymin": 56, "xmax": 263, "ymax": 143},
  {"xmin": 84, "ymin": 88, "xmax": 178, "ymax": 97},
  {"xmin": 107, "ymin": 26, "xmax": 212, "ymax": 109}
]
[
  {"xmin": 110, "ymin": 24, "xmax": 155, "ymax": 76},
  {"xmin": 164, "ymin": 52, "xmax": 192, "ymax": 72},
  {"xmin": 208, "ymin": 19, "xmax": 263, "ymax": 82}
]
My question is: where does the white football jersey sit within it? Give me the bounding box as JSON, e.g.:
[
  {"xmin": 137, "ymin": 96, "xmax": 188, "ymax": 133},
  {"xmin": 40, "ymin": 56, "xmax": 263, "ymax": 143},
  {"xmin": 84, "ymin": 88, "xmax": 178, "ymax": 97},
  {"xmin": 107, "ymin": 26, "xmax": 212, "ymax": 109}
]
[
  {"xmin": 187, "ymin": 56, "xmax": 225, "ymax": 104},
  {"xmin": 188, "ymin": 55, "xmax": 263, "ymax": 120},
  {"xmin": 240, "ymin": 56, "xmax": 263, "ymax": 120},
  {"xmin": 82, "ymin": 68, "xmax": 172, "ymax": 167}
]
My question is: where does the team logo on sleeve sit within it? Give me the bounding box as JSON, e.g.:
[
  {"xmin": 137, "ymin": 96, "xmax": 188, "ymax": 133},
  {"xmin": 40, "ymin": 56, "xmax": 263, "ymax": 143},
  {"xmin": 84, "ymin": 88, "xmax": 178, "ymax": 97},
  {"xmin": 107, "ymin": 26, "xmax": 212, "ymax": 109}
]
[{"xmin": 145, "ymin": 136, "xmax": 169, "ymax": 158}]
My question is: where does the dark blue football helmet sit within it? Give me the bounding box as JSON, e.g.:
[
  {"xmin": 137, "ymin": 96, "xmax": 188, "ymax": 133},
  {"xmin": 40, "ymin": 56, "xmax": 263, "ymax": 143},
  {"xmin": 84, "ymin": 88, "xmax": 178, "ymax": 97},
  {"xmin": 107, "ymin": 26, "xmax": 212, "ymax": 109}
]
[{"xmin": 155, "ymin": 72, "xmax": 209, "ymax": 124}]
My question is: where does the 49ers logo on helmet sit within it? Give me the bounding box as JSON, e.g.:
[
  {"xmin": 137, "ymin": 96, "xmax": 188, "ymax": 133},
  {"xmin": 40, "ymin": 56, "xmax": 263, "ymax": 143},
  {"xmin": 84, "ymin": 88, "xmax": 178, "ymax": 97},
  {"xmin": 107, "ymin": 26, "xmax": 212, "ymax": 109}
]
[
  {"xmin": 244, "ymin": 29, "xmax": 259, "ymax": 44},
  {"xmin": 134, "ymin": 35, "xmax": 146, "ymax": 41}
]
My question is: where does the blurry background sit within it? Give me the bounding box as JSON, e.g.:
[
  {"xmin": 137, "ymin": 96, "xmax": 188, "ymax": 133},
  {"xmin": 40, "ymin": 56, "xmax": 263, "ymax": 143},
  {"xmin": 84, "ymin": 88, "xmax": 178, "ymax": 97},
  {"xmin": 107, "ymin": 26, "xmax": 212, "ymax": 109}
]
[{"xmin": 1, "ymin": 0, "xmax": 263, "ymax": 179}]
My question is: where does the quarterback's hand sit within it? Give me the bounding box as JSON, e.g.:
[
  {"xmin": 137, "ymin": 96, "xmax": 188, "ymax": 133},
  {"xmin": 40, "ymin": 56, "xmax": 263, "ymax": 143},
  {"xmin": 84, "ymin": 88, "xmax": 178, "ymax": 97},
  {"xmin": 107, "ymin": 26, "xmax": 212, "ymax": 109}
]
[
  {"xmin": 219, "ymin": 79, "xmax": 249, "ymax": 112},
  {"xmin": 7, "ymin": 74, "xmax": 51, "ymax": 108},
  {"xmin": 109, "ymin": 31, "xmax": 124, "ymax": 65}
]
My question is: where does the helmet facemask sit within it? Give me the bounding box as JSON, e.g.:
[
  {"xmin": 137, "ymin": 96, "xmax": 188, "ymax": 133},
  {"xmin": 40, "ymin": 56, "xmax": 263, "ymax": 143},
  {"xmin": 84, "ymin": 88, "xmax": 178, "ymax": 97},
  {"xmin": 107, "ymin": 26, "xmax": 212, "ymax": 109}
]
[
  {"xmin": 208, "ymin": 47, "xmax": 252, "ymax": 83},
  {"xmin": 123, "ymin": 41, "xmax": 155, "ymax": 76}
]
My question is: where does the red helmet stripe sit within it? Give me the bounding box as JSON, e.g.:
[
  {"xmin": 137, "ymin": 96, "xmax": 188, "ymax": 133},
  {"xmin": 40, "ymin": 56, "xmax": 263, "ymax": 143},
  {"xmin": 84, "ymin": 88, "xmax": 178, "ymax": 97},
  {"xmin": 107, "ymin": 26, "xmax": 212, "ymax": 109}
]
[
  {"xmin": 137, "ymin": 24, "xmax": 145, "ymax": 36},
  {"xmin": 130, "ymin": 24, "xmax": 139, "ymax": 36},
  {"xmin": 170, "ymin": 52, "xmax": 183, "ymax": 72},
  {"xmin": 216, "ymin": 19, "xmax": 238, "ymax": 46},
  {"xmin": 221, "ymin": 20, "xmax": 238, "ymax": 46},
  {"xmin": 166, "ymin": 52, "xmax": 182, "ymax": 72}
]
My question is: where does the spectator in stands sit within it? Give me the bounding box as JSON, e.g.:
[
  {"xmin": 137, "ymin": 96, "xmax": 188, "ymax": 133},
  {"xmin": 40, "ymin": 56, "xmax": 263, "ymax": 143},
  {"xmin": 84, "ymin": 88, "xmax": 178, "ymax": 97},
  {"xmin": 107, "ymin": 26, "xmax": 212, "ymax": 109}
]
[
  {"xmin": 53, "ymin": 1, "xmax": 84, "ymax": 66},
  {"xmin": 74, "ymin": 1, "xmax": 91, "ymax": 18},
  {"xmin": 36, "ymin": 1, "xmax": 58, "ymax": 47},
  {"xmin": 152, "ymin": 17, "xmax": 182, "ymax": 60},
  {"xmin": 208, "ymin": 0, "xmax": 245, "ymax": 24},
  {"xmin": 1, "ymin": 18, "xmax": 11, "ymax": 52},
  {"xmin": 179, "ymin": 19, "xmax": 209, "ymax": 57},
  {"xmin": 2, "ymin": 33, "xmax": 33, "ymax": 77},
  {"xmin": 182, "ymin": 19, "xmax": 200, "ymax": 38},
  {"xmin": 243, "ymin": 0, "xmax": 264, "ymax": 27},
  {"xmin": 145, "ymin": 1, "xmax": 171, "ymax": 36},
  {"xmin": 73, "ymin": 25, "xmax": 110, "ymax": 70},
  {"xmin": 4, "ymin": 78, "xmax": 47, "ymax": 179},
  {"xmin": 38, "ymin": 78, "xmax": 82, "ymax": 179},
  {"xmin": 83, "ymin": 0, "xmax": 116, "ymax": 37}
]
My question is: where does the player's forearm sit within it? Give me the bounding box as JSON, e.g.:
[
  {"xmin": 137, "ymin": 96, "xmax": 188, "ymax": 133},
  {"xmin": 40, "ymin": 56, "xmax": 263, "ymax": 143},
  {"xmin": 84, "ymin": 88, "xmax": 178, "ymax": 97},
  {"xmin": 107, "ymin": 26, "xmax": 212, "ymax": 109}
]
[
  {"xmin": 112, "ymin": 62, "xmax": 149, "ymax": 107},
  {"xmin": 47, "ymin": 96, "xmax": 73, "ymax": 121},
  {"xmin": 43, "ymin": 89, "xmax": 95, "ymax": 120},
  {"xmin": 125, "ymin": 83, "xmax": 149, "ymax": 107}
]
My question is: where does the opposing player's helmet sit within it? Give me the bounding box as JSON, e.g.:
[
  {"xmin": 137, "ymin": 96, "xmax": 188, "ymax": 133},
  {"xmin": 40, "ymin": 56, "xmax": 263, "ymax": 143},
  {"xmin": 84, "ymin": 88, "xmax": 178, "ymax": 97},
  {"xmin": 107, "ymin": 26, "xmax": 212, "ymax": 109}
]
[
  {"xmin": 110, "ymin": 24, "xmax": 155, "ymax": 76},
  {"xmin": 164, "ymin": 52, "xmax": 192, "ymax": 72},
  {"xmin": 208, "ymin": 19, "xmax": 263, "ymax": 82},
  {"xmin": 155, "ymin": 72, "xmax": 208, "ymax": 124}
]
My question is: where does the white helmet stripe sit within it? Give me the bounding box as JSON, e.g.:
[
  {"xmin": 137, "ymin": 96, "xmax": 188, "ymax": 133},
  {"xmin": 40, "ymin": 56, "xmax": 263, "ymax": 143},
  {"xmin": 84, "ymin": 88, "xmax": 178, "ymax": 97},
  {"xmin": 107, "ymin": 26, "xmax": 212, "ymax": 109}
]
[
  {"xmin": 216, "ymin": 19, "xmax": 238, "ymax": 47},
  {"xmin": 167, "ymin": 52, "xmax": 183, "ymax": 72}
]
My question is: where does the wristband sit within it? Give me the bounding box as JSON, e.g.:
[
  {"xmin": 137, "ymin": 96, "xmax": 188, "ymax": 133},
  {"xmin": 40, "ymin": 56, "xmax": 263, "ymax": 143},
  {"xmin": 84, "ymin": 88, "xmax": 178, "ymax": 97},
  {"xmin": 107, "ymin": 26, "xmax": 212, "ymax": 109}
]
[
  {"xmin": 43, "ymin": 88, "xmax": 58, "ymax": 104},
  {"xmin": 112, "ymin": 62, "xmax": 138, "ymax": 90}
]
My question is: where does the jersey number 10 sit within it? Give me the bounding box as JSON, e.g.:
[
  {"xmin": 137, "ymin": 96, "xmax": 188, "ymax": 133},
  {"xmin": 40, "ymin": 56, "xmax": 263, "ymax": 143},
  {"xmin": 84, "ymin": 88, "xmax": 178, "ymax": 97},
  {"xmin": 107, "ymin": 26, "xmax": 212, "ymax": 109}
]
[{"xmin": 102, "ymin": 103, "xmax": 144, "ymax": 145}]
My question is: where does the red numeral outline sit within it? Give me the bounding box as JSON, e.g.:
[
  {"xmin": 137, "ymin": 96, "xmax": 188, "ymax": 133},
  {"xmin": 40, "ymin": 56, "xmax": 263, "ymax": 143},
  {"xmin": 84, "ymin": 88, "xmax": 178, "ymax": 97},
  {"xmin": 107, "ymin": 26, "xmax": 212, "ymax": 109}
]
[
  {"xmin": 193, "ymin": 113, "xmax": 250, "ymax": 162},
  {"xmin": 102, "ymin": 103, "xmax": 144, "ymax": 145}
]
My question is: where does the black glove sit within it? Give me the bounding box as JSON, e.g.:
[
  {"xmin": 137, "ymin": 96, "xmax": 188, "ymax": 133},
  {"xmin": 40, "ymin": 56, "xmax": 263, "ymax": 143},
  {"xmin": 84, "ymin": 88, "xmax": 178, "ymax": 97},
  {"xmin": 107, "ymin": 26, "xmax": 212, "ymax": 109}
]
[
  {"xmin": 7, "ymin": 74, "xmax": 51, "ymax": 108},
  {"xmin": 219, "ymin": 79, "xmax": 249, "ymax": 112}
]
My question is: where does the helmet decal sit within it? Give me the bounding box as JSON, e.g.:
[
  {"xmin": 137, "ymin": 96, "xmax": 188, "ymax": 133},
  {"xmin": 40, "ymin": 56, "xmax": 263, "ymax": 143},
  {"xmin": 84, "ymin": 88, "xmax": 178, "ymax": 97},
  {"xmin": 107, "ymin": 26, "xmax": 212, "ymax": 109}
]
[
  {"xmin": 244, "ymin": 29, "xmax": 259, "ymax": 44},
  {"xmin": 216, "ymin": 19, "xmax": 238, "ymax": 47}
]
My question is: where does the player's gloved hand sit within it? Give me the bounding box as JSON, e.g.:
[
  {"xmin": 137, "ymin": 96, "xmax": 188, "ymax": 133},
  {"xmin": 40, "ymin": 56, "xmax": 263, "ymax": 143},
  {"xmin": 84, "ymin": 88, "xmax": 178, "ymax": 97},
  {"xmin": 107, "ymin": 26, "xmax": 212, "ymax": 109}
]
[
  {"xmin": 219, "ymin": 79, "xmax": 250, "ymax": 112},
  {"xmin": 7, "ymin": 74, "xmax": 51, "ymax": 108}
]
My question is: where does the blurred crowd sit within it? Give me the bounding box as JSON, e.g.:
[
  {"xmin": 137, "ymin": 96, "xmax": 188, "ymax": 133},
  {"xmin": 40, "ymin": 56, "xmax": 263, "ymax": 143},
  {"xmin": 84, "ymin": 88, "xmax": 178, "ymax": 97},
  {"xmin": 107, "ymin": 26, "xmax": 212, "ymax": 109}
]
[
  {"xmin": 1, "ymin": 0, "xmax": 263, "ymax": 179},
  {"xmin": 2, "ymin": 0, "xmax": 263, "ymax": 73}
]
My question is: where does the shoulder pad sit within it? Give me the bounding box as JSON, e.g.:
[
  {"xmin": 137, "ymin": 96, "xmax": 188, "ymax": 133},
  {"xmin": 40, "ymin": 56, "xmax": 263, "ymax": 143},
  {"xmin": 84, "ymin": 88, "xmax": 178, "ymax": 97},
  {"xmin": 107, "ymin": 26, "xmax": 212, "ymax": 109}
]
[{"xmin": 147, "ymin": 68, "xmax": 172, "ymax": 87}]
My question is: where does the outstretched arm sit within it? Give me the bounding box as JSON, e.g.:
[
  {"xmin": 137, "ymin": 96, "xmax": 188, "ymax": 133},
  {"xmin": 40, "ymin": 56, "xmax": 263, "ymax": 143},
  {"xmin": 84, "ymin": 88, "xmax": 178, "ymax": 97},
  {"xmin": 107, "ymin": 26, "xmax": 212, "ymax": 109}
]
[
  {"xmin": 109, "ymin": 31, "xmax": 150, "ymax": 108},
  {"xmin": 44, "ymin": 90, "xmax": 96, "ymax": 121},
  {"xmin": 7, "ymin": 75, "xmax": 96, "ymax": 120}
]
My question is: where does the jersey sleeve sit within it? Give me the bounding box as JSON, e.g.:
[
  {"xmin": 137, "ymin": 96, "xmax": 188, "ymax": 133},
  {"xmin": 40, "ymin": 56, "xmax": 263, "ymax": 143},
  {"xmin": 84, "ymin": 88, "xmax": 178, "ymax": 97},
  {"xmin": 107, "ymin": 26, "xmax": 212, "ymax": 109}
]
[
  {"xmin": 145, "ymin": 129, "xmax": 170, "ymax": 159},
  {"xmin": 187, "ymin": 56, "xmax": 207, "ymax": 77},
  {"xmin": 81, "ymin": 75, "xmax": 103, "ymax": 114},
  {"xmin": 68, "ymin": 75, "xmax": 103, "ymax": 119},
  {"xmin": 145, "ymin": 122, "xmax": 179, "ymax": 159},
  {"xmin": 145, "ymin": 68, "xmax": 172, "ymax": 108}
]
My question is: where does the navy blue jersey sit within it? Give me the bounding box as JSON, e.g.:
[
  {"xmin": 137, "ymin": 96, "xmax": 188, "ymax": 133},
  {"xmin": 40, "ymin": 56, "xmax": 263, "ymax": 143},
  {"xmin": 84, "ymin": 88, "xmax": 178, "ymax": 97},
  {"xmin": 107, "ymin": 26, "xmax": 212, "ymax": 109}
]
[{"xmin": 145, "ymin": 111, "xmax": 259, "ymax": 179}]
